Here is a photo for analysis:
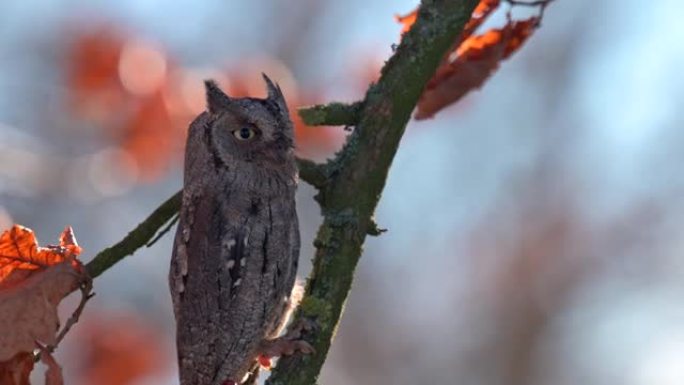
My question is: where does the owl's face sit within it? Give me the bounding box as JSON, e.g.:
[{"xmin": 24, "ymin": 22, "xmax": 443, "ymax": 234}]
[{"xmin": 204, "ymin": 75, "xmax": 295, "ymax": 168}]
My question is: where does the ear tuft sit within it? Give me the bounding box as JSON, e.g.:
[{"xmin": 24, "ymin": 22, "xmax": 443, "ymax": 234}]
[
  {"xmin": 204, "ymin": 79, "xmax": 231, "ymax": 114},
  {"xmin": 262, "ymin": 73, "xmax": 288, "ymax": 113}
]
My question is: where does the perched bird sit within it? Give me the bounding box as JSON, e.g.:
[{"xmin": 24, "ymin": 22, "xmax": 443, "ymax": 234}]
[{"xmin": 170, "ymin": 75, "xmax": 311, "ymax": 385}]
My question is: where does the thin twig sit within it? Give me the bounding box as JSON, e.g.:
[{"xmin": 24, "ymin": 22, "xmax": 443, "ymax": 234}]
[
  {"xmin": 34, "ymin": 268, "xmax": 94, "ymax": 363},
  {"xmin": 146, "ymin": 213, "xmax": 180, "ymax": 247},
  {"xmin": 35, "ymin": 342, "xmax": 64, "ymax": 385},
  {"xmin": 298, "ymin": 101, "xmax": 363, "ymax": 126},
  {"xmin": 51, "ymin": 274, "xmax": 94, "ymax": 351},
  {"xmin": 504, "ymin": 0, "xmax": 553, "ymax": 26},
  {"xmin": 85, "ymin": 191, "xmax": 182, "ymax": 279}
]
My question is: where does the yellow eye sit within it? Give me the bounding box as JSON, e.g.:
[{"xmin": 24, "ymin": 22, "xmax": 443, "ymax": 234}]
[{"xmin": 233, "ymin": 127, "xmax": 256, "ymax": 140}]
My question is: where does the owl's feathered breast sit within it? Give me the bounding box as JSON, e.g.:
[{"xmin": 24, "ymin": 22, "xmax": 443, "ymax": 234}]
[
  {"xmin": 170, "ymin": 122, "xmax": 300, "ymax": 382},
  {"xmin": 171, "ymin": 165, "xmax": 299, "ymax": 383}
]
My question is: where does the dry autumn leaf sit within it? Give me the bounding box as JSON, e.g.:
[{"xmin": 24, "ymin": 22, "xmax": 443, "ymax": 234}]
[
  {"xmin": 459, "ymin": 0, "xmax": 501, "ymax": 45},
  {"xmin": 0, "ymin": 225, "xmax": 82, "ymax": 285},
  {"xmin": 0, "ymin": 225, "xmax": 89, "ymax": 385},
  {"xmin": 37, "ymin": 342, "xmax": 64, "ymax": 385},
  {"xmin": 0, "ymin": 353, "xmax": 33, "ymax": 385},
  {"xmin": 396, "ymin": 1, "xmax": 542, "ymax": 119},
  {"xmin": 416, "ymin": 17, "xmax": 539, "ymax": 120}
]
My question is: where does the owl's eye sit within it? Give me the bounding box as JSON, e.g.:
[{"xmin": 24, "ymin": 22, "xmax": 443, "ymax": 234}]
[{"xmin": 233, "ymin": 127, "xmax": 256, "ymax": 141}]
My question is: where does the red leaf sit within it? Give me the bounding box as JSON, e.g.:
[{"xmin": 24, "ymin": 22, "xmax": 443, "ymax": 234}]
[
  {"xmin": 459, "ymin": 0, "xmax": 501, "ymax": 44},
  {"xmin": 395, "ymin": 9, "xmax": 418, "ymax": 34},
  {"xmin": 415, "ymin": 17, "xmax": 539, "ymax": 120},
  {"xmin": 37, "ymin": 343, "xmax": 64, "ymax": 385},
  {"xmin": 0, "ymin": 225, "xmax": 87, "ymax": 385},
  {"xmin": 0, "ymin": 225, "xmax": 82, "ymax": 285},
  {"xmin": 0, "ymin": 353, "xmax": 33, "ymax": 385}
]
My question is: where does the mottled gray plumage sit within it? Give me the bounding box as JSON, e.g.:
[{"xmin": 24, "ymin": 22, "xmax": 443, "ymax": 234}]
[{"xmin": 170, "ymin": 75, "xmax": 300, "ymax": 385}]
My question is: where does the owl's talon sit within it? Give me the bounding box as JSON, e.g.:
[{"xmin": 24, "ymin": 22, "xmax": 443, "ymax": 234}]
[
  {"xmin": 258, "ymin": 336, "xmax": 316, "ymax": 363},
  {"xmin": 283, "ymin": 318, "xmax": 316, "ymax": 340}
]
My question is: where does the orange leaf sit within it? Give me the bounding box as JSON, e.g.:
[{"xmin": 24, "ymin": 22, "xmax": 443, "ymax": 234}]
[
  {"xmin": 415, "ymin": 17, "xmax": 539, "ymax": 120},
  {"xmin": 0, "ymin": 353, "xmax": 33, "ymax": 385},
  {"xmin": 37, "ymin": 343, "xmax": 64, "ymax": 385},
  {"xmin": 460, "ymin": 0, "xmax": 501, "ymax": 43},
  {"xmin": 396, "ymin": 0, "xmax": 500, "ymax": 38},
  {"xmin": 0, "ymin": 225, "xmax": 87, "ymax": 384},
  {"xmin": 395, "ymin": 9, "xmax": 418, "ymax": 34},
  {"xmin": 0, "ymin": 225, "xmax": 82, "ymax": 285},
  {"xmin": 0, "ymin": 262, "xmax": 86, "ymax": 383}
]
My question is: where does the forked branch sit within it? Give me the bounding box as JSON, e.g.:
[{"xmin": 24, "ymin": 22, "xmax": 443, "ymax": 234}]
[{"xmin": 83, "ymin": 1, "xmax": 485, "ymax": 385}]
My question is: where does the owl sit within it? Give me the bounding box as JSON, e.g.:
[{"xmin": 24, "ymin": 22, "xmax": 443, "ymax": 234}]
[{"xmin": 169, "ymin": 75, "xmax": 307, "ymax": 385}]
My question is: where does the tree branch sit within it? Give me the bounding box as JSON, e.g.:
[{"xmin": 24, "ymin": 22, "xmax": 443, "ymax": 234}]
[
  {"xmin": 80, "ymin": 2, "xmax": 491, "ymax": 384},
  {"xmin": 267, "ymin": 1, "xmax": 481, "ymax": 384},
  {"xmin": 85, "ymin": 191, "xmax": 181, "ymax": 279},
  {"xmin": 298, "ymin": 101, "xmax": 363, "ymax": 126},
  {"xmin": 296, "ymin": 158, "xmax": 328, "ymax": 188}
]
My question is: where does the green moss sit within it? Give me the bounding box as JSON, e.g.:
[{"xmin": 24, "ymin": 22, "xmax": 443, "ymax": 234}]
[
  {"xmin": 313, "ymin": 224, "xmax": 334, "ymax": 248},
  {"xmin": 298, "ymin": 102, "xmax": 362, "ymax": 126},
  {"xmin": 300, "ymin": 296, "xmax": 332, "ymax": 327}
]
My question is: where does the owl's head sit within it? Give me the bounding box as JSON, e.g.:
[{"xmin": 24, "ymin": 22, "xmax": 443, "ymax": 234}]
[{"xmin": 201, "ymin": 74, "xmax": 295, "ymax": 168}]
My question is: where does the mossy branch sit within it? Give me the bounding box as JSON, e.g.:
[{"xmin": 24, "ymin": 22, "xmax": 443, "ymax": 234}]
[
  {"xmin": 85, "ymin": 191, "xmax": 181, "ymax": 278},
  {"xmin": 84, "ymin": 1, "xmax": 481, "ymax": 384},
  {"xmin": 268, "ymin": 1, "xmax": 481, "ymax": 384},
  {"xmin": 298, "ymin": 101, "xmax": 363, "ymax": 126},
  {"xmin": 296, "ymin": 158, "xmax": 328, "ymax": 188}
]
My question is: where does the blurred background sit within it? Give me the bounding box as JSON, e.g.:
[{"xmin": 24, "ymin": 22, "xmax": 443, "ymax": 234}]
[{"xmin": 1, "ymin": 0, "xmax": 684, "ymax": 384}]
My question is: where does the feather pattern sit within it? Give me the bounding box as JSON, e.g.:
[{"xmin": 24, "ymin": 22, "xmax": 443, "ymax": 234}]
[{"xmin": 170, "ymin": 78, "xmax": 299, "ymax": 385}]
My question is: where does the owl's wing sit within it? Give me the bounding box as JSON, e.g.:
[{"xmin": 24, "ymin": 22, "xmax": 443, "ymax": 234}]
[
  {"xmin": 171, "ymin": 186, "xmax": 300, "ymax": 383},
  {"xmin": 171, "ymin": 189, "xmax": 249, "ymax": 383},
  {"xmin": 171, "ymin": 188, "xmax": 244, "ymax": 315}
]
